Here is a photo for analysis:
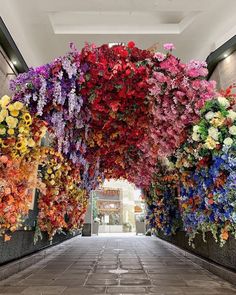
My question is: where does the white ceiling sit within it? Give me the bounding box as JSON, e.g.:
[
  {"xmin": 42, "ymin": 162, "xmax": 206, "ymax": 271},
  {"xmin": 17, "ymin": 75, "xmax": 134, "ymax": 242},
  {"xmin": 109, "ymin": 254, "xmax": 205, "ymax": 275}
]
[{"xmin": 1, "ymin": 0, "xmax": 236, "ymax": 67}]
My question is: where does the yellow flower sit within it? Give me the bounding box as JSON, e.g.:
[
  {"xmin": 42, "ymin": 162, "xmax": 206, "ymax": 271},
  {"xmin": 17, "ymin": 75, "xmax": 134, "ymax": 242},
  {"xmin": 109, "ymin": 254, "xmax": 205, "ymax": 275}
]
[
  {"xmin": 204, "ymin": 136, "xmax": 218, "ymax": 150},
  {"xmin": 7, "ymin": 128, "xmax": 15, "ymax": 135},
  {"xmin": 10, "ymin": 110, "xmax": 20, "ymax": 117},
  {"xmin": 210, "ymin": 112, "xmax": 225, "ymax": 127},
  {"xmin": 50, "ymin": 180, "xmax": 55, "ymax": 185},
  {"xmin": 6, "ymin": 116, "xmax": 18, "ymax": 128},
  {"xmin": 19, "ymin": 126, "xmax": 25, "ymax": 133},
  {"xmin": 23, "ymin": 113, "xmax": 32, "ymax": 126},
  {"xmin": 0, "ymin": 95, "xmax": 10, "ymax": 108},
  {"xmin": 0, "ymin": 109, "xmax": 9, "ymax": 118},
  {"xmin": 47, "ymin": 168, "xmax": 53, "ymax": 174},
  {"xmin": 15, "ymin": 138, "xmax": 27, "ymax": 150},
  {"xmin": 7, "ymin": 104, "xmax": 15, "ymax": 112},
  {"xmin": 0, "ymin": 128, "xmax": 6, "ymax": 135},
  {"xmin": 27, "ymin": 138, "xmax": 35, "ymax": 147},
  {"xmin": 0, "ymin": 115, "xmax": 4, "ymax": 123},
  {"xmin": 1, "ymin": 141, "xmax": 9, "ymax": 148},
  {"xmin": 13, "ymin": 101, "xmax": 24, "ymax": 111}
]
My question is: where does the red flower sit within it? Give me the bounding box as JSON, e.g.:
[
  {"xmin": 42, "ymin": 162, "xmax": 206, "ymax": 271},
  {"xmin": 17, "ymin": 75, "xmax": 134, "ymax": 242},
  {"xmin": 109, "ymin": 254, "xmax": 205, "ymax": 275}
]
[{"xmin": 128, "ymin": 41, "xmax": 135, "ymax": 48}]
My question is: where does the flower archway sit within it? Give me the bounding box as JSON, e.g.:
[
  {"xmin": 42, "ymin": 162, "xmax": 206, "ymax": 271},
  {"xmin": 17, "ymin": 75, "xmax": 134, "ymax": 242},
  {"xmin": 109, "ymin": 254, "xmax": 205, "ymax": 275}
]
[{"xmin": 1, "ymin": 41, "xmax": 235, "ymax": 244}]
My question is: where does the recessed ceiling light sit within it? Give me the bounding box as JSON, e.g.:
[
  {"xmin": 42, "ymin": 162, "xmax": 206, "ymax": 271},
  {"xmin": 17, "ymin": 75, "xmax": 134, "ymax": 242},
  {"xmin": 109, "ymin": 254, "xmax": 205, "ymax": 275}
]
[
  {"xmin": 12, "ymin": 60, "xmax": 17, "ymax": 65},
  {"xmin": 223, "ymin": 53, "xmax": 228, "ymax": 58}
]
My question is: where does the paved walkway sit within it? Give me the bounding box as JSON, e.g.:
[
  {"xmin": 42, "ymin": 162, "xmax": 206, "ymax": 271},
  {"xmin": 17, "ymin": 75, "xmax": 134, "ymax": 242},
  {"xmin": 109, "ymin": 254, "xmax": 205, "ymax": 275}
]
[{"xmin": 0, "ymin": 236, "xmax": 235, "ymax": 294}]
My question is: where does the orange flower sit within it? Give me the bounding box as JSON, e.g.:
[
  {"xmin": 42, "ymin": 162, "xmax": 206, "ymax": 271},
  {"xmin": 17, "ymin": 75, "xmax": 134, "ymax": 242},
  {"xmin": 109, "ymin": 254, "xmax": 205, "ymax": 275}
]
[
  {"xmin": 0, "ymin": 155, "xmax": 9, "ymax": 163},
  {"xmin": 4, "ymin": 187, "xmax": 11, "ymax": 195},
  {"xmin": 221, "ymin": 229, "xmax": 229, "ymax": 241},
  {"xmin": 4, "ymin": 234, "xmax": 11, "ymax": 242}
]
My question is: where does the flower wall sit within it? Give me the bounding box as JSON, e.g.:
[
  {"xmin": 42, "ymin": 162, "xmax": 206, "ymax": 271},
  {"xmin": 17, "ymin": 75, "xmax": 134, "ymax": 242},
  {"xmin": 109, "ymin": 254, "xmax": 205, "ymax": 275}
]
[{"xmin": 0, "ymin": 41, "xmax": 235, "ymax": 246}]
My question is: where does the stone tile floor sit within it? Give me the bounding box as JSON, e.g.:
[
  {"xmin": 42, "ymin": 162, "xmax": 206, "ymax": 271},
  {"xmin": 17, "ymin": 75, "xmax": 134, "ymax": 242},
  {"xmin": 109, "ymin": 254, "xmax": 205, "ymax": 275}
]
[{"xmin": 0, "ymin": 236, "xmax": 235, "ymax": 294}]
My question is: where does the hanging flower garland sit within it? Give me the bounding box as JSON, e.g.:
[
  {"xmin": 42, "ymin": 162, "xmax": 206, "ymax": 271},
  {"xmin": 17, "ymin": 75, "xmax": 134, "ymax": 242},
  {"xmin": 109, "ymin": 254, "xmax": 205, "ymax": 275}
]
[
  {"xmin": 10, "ymin": 44, "xmax": 88, "ymax": 165},
  {"xmin": 80, "ymin": 42, "xmax": 154, "ymax": 187},
  {"xmin": 146, "ymin": 162, "xmax": 181, "ymax": 235},
  {"xmin": 148, "ymin": 46, "xmax": 216, "ymax": 157},
  {"xmin": 37, "ymin": 148, "xmax": 89, "ymax": 238}
]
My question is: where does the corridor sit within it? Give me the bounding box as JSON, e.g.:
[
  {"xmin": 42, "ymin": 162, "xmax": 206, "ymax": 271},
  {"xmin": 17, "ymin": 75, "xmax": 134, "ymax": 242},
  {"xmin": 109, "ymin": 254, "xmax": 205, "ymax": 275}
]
[{"xmin": 0, "ymin": 236, "xmax": 235, "ymax": 295}]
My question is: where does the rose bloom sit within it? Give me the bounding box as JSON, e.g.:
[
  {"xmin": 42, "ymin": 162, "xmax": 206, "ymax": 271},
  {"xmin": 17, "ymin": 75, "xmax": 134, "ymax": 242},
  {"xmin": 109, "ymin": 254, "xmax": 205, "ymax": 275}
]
[
  {"xmin": 229, "ymin": 125, "xmax": 236, "ymax": 135},
  {"xmin": 227, "ymin": 110, "xmax": 236, "ymax": 121},
  {"xmin": 223, "ymin": 137, "xmax": 233, "ymax": 146}
]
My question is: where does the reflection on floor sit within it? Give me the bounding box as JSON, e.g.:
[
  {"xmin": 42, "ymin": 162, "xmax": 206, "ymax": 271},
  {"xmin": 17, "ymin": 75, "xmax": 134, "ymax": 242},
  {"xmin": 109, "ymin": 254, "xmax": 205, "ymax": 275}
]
[{"xmin": 0, "ymin": 236, "xmax": 235, "ymax": 294}]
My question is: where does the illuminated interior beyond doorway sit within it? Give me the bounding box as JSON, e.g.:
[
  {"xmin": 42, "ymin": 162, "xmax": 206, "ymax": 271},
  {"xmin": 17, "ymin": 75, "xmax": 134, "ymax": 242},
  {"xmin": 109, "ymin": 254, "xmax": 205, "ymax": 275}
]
[{"xmin": 92, "ymin": 180, "xmax": 145, "ymax": 234}]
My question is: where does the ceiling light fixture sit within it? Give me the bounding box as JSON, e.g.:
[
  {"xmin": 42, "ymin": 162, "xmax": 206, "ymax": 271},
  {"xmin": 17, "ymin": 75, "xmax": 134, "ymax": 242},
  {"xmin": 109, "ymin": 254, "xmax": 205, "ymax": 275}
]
[
  {"xmin": 223, "ymin": 53, "xmax": 228, "ymax": 58},
  {"xmin": 12, "ymin": 60, "xmax": 17, "ymax": 65}
]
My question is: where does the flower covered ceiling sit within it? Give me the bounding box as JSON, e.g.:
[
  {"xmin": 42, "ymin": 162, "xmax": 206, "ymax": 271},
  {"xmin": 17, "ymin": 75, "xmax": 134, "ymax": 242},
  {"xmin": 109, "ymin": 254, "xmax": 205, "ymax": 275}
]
[{"xmin": 10, "ymin": 42, "xmax": 215, "ymax": 189}]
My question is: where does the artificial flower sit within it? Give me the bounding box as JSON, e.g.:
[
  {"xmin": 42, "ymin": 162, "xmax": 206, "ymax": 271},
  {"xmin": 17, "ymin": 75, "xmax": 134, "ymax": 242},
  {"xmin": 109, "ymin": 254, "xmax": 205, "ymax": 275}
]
[
  {"xmin": 217, "ymin": 96, "xmax": 230, "ymax": 108},
  {"xmin": 6, "ymin": 116, "xmax": 18, "ymax": 128},
  {"xmin": 7, "ymin": 128, "xmax": 15, "ymax": 135},
  {"xmin": 0, "ymin": 109, "xmax": 9, "ymax": 118},
  {"xmin": 210, "ymin": 117, "xmax": 225, "ymax": 127},
  {"xmin": 10, "ymin": 110, "xmax": 19, "ymax": 117},
  {"xmin": 0, "ymin": 128, "xmax": 6, "ymax": 135},
  {"xmin": 229, "ymin": 125, "xmax": 236, "ymax": 135},
  {"xmin": 0, "ymin": 95, "xmax": 10, "ymax": 108},
  {"xmin": 227, "ymin": 110, "xmax": 236, "ymax": 121},
  {"xmin": 193, "ymin": 125, "xmax": 200, "ymax": 133},
  {"xmin": 192, "ymin": 132, "xmax": 200, "ymax": 141},
  {"xmin": 163, "ymin": 43, "xmax": 175, "ymax": 51},
  {"xmin": 27, "ymin": 138, "xmax": 36, "ymax": 147},
  {"xmin": 205, "ymin": 111, "xmax": 215, "ymax": 121},
  {"xmin": 13, "ymin": 101, "xmax": 24, "ymax": 110},
  {"xmin": 205, "ymin": 136, "xmax": 218, "ymax": 149},
  {"xmin": 208, "ymin": 127, "xmax": 219, "ymax": 141},
  {"xmin": 223, "ymin": 137, "xmax": 233, "ymax": 146}
]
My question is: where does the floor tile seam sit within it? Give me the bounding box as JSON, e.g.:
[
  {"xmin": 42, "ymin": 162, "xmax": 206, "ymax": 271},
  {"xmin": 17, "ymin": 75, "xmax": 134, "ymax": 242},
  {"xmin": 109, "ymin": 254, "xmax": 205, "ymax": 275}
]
[
  {"xmin": 134, "ymin": 246, "xmax": 151, "ymax": 282},
  {"xmin": 83, "ymin": 242, "xmax": 106, "ymax": 286}
]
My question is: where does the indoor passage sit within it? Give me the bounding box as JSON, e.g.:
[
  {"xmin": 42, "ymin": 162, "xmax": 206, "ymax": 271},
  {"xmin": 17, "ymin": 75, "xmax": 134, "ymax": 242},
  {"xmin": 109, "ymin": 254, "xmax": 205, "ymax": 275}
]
[
  {"xmin": 0, "ymin": 236, "xmax": 236, "ymax": 295},
  {"xmin": 1, "ymin": 0, "xmax": 236, "ymax": 295}
]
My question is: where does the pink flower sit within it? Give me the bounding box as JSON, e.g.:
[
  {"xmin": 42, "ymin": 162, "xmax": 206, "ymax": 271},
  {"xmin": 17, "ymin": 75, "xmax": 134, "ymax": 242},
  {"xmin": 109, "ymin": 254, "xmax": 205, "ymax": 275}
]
[
  {"xmin": 154, "ymin": 52, "xmax": 166, "ymax": 61},
  {"xmin": 163, "ymin": 43, "xmax": 175, "ymax": 51}
]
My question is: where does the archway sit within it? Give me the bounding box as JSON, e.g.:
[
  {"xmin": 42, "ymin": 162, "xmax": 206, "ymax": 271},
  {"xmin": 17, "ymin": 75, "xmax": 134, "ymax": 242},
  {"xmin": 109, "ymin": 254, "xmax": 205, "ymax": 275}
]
[{"xmin": 1, "ymin": 41, "xmax": 235, "ymax": 247}]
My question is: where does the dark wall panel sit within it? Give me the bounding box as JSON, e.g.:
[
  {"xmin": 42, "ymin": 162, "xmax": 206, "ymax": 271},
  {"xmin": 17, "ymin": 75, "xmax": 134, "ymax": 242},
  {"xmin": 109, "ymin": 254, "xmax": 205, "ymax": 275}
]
[{"xmin": 0, "ymin": 230, "xmax": 80, "ymax": 265}]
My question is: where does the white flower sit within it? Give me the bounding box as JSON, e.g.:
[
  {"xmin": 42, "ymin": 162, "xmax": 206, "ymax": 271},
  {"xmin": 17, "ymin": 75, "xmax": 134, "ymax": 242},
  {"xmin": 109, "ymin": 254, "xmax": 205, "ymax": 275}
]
[
  {"xmin": 193, "ymin": 125, "xmax": 200, "ymax": 133},
  {"xmin": 208, "ymin": 127, "xmax": 219, "ymax": 141},
  {"xmin": 192, "ymin": 132, "xmax": 200, "ymax": 141},
  {"xmin": 227, "ymin": 110, "xmax": 236, "ymax": 121},
  {"xmin": 217, "ymin": 96, "xmax": 230, "ymax": 108},
  {"xmin": 205, "ymin": 111, "xmax": 215, "ymax": 121},
  {"xmin": 229, "ymin": 125, "xmax": 236, "ymax": 135},
  {"xmin": 223, "ymin": 137, "xmax": 233, "ymax": 146}
]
